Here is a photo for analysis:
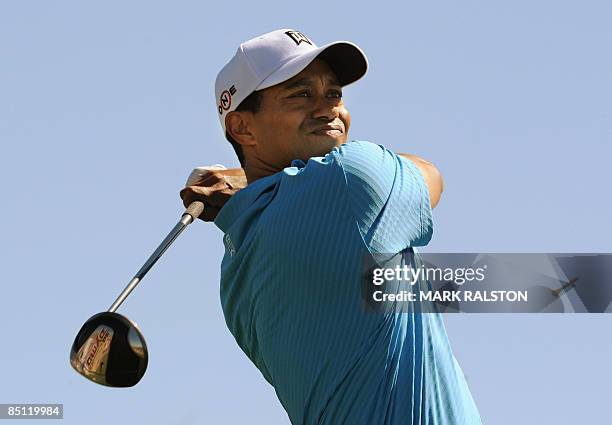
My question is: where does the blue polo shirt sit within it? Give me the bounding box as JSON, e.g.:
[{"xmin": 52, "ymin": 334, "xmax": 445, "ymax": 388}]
[{"xmin": 215, "ymin": 140, "xmax": 481, "ymax": 424}]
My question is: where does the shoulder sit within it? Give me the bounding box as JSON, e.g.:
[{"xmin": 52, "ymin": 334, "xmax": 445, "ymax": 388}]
[
  {"xmin": 277, "ymin": 141, "xmax": 395, "ymax": 194},
  {"xmin": 330, "ymin": 140, "xmax": 390, "ymax": 164},
  {"xmin": 282, "ymin": 141, "xmax": 389, "ymax": 173},
  {"xmin": 329, "ymin": 140, "xmax": 400, "ymax": 196},
  {"xmin": 288, "ymin": 140, "xmax": 396, "ymax": 179}
]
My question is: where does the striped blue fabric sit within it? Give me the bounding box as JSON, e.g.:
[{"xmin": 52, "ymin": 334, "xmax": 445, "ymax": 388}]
[{"xmin": 215, "ymin": 140, "xmax": 481, "ymax": 424}]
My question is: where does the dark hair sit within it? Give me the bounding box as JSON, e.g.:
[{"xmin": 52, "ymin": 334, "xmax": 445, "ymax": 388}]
[{"xmin": 225, "ymin": 90, "xmax": 262, "ymax": 167}]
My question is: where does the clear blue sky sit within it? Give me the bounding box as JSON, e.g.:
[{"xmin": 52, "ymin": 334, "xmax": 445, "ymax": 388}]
[{"xmin": 1, "ymin": 1, "xmax": 611, "ymax": 424}]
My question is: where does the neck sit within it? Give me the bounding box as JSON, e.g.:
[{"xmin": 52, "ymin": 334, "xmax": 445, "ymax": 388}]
[{"xmin": 244, "ymin": 156, "xmax": 284, "ymax": 184}]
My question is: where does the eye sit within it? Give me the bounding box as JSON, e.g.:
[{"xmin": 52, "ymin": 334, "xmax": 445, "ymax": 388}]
[
  {"xmin": 328, "ymin": 90, "xmax": 343, "ymax": 99},
  {"xmin": 289, "ymin": 90, "xmax": 310, "ymax": 98}
]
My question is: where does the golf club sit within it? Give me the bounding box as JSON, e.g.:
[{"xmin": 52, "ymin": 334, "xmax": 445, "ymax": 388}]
[
  {"xmin": 511, "ymin": 277, "xmax": 579, "ymax": 313},
  {"xmin": 70, "ymin": 201, "xmax": 204, "ymax": 387}
]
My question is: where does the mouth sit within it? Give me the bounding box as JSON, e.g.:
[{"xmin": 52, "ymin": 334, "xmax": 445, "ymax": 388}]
[{"xmin": 310, "ymin": 125, "xmax": 344, "ymax": 137}]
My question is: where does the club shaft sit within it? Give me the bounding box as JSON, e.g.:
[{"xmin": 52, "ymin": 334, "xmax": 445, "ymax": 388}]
[
  {"xmin": 108, "ymin": 202, "xmax": 203, "ymax": 313},
  {"xmin": 551, "ymin": 276, "xmax": 579, "ymax": 298}
]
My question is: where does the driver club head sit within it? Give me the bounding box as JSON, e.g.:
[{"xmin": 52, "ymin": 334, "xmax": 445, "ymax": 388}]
[{"xmin": 70, "ymin": 312, "xmax": 148, "ymax": 387}]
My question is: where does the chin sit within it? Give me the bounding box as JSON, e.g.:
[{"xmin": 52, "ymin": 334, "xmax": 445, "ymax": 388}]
[{"xmin": 307, "ymin": 137, "xmax": 344, "ymax": 158}]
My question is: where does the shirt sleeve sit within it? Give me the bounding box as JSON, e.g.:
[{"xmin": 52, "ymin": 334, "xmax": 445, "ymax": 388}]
[{"xmin": 331, "ymin": 140, "xmax": 434, "ymax": 254}]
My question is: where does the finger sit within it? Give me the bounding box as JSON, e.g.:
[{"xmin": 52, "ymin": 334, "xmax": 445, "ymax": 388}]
[
  {"xmin": 180, "ymin": 182, "xmax": 238, "ymax": 215},
  {"xmin": 180, "ymin": 184, "xmax": 226, "ymax": 210},
  {"xmin": 191, "ymin": 171, "xmax": 223, "ymax": 187},
  {"xmin": 200, "ymin": 206, "xmax": 221, "ymax": 222},
  {"xmin": 181, "ymin": 182, "xmax": 224, "ymax": 201},
  {"xmin": 205, "ymin": 187, "xmax": 237, "ymax": 205},
  {"xmin": 180, "ymin": 188, "xmax": 220, "ymax": 221},
  {"xmin": 180, "ymin": 187, "xmax": 209, "ymax": 209}
]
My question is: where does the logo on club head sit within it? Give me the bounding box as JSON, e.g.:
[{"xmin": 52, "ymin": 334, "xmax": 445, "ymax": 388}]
[
  {"xmin": 76, "ymin": 325, "xmax": 114, "ymax": 374},
  {"xmin": 285, "ymin": 30, "xmax": 312, "ymax": 46},
  {"xmin": 218, "ymin": 85, "xmax": 237, "ymax": 115}
]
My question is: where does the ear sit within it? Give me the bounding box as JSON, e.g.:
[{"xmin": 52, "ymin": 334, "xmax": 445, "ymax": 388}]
[{"xmin": 226, "ymin": 111, "xmax": 257, "ymax": 147}]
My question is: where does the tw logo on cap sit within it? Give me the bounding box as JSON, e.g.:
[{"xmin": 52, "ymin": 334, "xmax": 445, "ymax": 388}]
[
  {"xmin": 285, "ymin": 30, "xmax": 312, "ymax": 46},
  {"xmin": 218, "ymin": 85, "xmax": 237, "ymax": 115}
]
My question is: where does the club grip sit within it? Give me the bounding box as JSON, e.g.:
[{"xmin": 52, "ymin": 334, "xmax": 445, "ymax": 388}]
[{"xmin": 184, "ymin": 201, "xmax": 205, "ymax": 221}]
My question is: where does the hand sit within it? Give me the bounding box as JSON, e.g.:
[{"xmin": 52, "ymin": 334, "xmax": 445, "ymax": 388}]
[{"xmin": 180, "ymin": 167, "xmax": 247, "ymax": 221}]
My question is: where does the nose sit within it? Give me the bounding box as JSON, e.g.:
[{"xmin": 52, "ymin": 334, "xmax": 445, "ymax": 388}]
[{"xmin": 310, "ymin": 94, "xmax": 340, "ymax": 121}]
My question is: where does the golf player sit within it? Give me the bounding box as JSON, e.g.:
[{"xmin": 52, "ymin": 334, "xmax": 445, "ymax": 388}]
[{"xmin": 181, "ymin": 29, "xmax": 482, "ymax": 424}]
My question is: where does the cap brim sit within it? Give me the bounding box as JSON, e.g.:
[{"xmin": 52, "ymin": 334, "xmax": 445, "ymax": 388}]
[{"xmin": 256, "ymin": 41, "xmax": 368, "ymax": 90}]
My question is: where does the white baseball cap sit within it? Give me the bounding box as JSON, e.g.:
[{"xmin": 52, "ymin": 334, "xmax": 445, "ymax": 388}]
[{"xmin": 215, "ymin": 29, "xmax": 368, "ymax": 134}]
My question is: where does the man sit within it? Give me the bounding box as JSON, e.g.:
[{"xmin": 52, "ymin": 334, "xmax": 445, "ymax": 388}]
[{"xmin": 181, "ymin": 29, "xmax": 481, "ymax": 424}]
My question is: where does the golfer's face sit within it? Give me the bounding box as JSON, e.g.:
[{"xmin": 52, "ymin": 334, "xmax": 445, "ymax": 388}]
[{"xmin": 253, "ymin": 59, "xmax": 351, "ymax": 167}]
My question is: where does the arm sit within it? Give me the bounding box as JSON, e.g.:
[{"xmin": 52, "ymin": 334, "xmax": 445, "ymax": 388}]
[
  {"xmin": 333, "ymin": 141, "xmax": 435, "ymax": 251},
  {"xmin": 179, "ymin": 152, "xmax": 444, "ymax": 222},
  {"xmin": 398, "ymin": 154, "xmax": 444, "ymax": 209}
]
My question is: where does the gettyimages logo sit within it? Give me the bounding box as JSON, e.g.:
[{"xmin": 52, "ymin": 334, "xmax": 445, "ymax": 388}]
[{"xmin": 362, "ymin": 253, "xmax": 612, "ymax": 313}]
